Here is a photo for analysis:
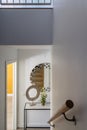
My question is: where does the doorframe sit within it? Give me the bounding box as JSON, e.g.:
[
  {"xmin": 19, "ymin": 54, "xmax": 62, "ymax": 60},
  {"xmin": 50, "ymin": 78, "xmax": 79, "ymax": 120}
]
[{"xmin": 5, "ymin": 60, "xmax": 17, "ymax": 130}]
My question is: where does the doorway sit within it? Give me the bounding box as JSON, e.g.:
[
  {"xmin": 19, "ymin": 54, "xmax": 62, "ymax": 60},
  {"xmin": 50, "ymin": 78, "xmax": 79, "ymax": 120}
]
[{"xmin": 6, "ymin": 61, "xmax": 17, "ymax": 130}]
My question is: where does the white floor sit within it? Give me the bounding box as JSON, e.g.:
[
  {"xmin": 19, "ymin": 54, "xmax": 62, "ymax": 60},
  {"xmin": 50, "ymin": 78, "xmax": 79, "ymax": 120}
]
[{"xmin": 7, "ymin": 96, "xmax": 13, "ymax": 130}]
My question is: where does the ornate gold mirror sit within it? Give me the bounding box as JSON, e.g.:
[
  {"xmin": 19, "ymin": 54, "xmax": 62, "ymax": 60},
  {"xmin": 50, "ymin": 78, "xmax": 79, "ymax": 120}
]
[{"xmin": 26, "ymin": 63, "xmax": 50, "ymax": 103}]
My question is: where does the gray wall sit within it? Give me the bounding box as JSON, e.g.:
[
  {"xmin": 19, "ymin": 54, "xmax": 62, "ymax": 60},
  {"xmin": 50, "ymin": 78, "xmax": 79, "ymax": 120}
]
[
  {"xmin": 52, "ymin": 0, "xmax": 87, "ymax": 130},
  {"xmin": 0, "ymin": 46, "xmax": 17, "ymax": 130},
  {"xmin": 0, "ymin": 58, "xmax": 6, "ymax": 130},
  {"xmin": 0, "ymin": 9, "xmax": 53, "ymax": 45}
]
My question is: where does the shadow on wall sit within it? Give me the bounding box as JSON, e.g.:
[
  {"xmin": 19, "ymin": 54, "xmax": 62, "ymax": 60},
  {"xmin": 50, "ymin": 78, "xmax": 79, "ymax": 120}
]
[{"xmin": 0, "ymin": 9, "xmax": 53, "ymax": 45}]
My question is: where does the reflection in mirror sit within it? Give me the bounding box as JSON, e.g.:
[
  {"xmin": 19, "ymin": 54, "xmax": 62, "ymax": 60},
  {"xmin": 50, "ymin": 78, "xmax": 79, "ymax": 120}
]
[
  {"xmin": 29, "ymin": 88, "xmax": 37, "ymax": 98},
  {"xmin": 26, "ymin": 63, "xmax": 50, "ymax": 104}
]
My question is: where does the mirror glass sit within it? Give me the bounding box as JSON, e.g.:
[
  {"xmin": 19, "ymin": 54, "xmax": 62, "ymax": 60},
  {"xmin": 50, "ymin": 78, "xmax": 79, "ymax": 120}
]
[{"xmin": 29, "ymin": 88, "xmax": 37, "ymax": 98}]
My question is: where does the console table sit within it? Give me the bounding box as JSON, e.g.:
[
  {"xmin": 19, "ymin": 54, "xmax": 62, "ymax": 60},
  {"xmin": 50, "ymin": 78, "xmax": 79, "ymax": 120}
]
[{"xmin": 24, "ymin": 102, "xmax": 50, "ymax": 130}]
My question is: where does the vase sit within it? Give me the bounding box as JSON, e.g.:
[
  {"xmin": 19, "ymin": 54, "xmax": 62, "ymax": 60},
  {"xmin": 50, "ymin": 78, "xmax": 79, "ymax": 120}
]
[{"xmin": 41, "ymin": 100, "xmax": 46, "ymax": 106}]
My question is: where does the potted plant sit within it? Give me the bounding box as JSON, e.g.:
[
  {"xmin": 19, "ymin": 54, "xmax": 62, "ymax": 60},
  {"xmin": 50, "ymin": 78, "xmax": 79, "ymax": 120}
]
[{"xmin": 40, "ymin": 87, "xmax": 47, "ymax": 106}]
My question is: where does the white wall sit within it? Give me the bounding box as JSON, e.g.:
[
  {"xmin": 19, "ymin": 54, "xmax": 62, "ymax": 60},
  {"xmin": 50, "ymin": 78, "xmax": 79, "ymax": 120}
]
[
  {"xmin": 0, "ymin": 46, "xmax": 17, "ymax": 130},
  {"xmin": 17, "ymin": 49, "xmax": 52, "ymax": 127},
  {"xmin": 52, "ymin": 0, "xmax": 87, "ymax": 130}
]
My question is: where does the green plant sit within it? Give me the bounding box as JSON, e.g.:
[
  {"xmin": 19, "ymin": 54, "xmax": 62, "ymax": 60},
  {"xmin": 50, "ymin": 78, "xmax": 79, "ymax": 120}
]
[{"xmin": 40, "ymin": 87, "xmax": 47, "ymax": 106}]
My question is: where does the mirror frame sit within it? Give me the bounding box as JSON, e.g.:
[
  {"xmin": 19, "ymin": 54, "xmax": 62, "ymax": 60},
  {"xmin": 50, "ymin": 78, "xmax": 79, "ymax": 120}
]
[{"xmin": 26, "ymin": 85, "xmax": 40, "ymax": 101}]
